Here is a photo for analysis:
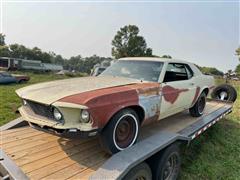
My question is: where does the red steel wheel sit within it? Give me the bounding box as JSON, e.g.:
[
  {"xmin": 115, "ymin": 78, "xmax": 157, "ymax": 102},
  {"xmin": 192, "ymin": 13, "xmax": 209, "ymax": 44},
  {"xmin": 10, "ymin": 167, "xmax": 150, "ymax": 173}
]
[{"xmin": 113, "ymin": 114, "xmax": 138, "ymax": 150}]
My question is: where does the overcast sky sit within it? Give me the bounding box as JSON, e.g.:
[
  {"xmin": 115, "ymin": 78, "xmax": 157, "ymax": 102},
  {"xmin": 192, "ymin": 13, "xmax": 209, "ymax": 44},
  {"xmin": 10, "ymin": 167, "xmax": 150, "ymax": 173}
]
[{"xmin": 2, "ymin": 1, "xmax": 239, "ymax": 72}]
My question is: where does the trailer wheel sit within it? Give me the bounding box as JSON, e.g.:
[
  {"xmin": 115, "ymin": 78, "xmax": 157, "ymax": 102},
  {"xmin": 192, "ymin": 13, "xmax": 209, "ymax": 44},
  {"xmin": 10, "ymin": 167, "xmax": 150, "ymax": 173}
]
[
  {"xmin": 150, "ymin": 143, "xmax": 181, "ymax": 180},
  {"xmin": 211, "ymin": 84, "xmax": 237, "ymax": 102},
  {"xmin": 189, "ymin": 92, "xmax": 206, "ymax": 117},
  {"xmin": 99, "ymin": 108, "xmax": 139, "ymax": 154},
  {"xmin": 123, "ymin": 162, "xmax": 152, "ymax": 180}
]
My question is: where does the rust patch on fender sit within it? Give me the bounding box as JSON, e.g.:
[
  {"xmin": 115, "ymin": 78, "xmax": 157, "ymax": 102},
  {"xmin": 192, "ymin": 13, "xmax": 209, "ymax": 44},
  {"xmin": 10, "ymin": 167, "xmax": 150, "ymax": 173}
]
[
  {"xmin": 141, "ymin": 114, "xmax": 159, "ymax": 126},
  {"xmin": 162, "ymin": 85, "xmax": 189, "ymax": 104},
  {"xmin": 59, "ymin": 82, "xmax": 160, "ymax": 128},
  {"xmin": 127, "ymin": 82, "xmax": 160, "ymax": 96},
  {"xmin": 59, "ymin": 85, "xmax": 139, "ymax": 128},
  {"xmin": 191, "ymin": 86, "xmax": 201, "ymax": 106}
]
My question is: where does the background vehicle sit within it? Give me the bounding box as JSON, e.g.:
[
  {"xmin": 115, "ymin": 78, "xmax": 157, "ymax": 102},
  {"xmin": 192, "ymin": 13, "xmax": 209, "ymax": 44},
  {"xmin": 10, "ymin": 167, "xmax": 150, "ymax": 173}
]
[
  {"xmin": 90, "ymin": 66, "xmax": 106, "ymax": 76},
  {"xmin": 0, "ymin": 57, "xmax": 63, "ymax": 72},
  {"xmin": 0, "ymin": 72, "xmax": 30, "ymax": 84}
]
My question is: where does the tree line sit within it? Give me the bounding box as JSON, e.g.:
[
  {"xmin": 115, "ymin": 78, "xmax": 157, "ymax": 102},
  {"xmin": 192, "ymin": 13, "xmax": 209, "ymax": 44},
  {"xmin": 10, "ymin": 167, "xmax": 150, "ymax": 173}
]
[
  {"xmin": 198, "ymin": 66, "xmax": 224, "ymax": 76},
  {"xmin": 0, "ymin": 25, "xmax": 237, "ymax": 75},
  {"xmin": 0, "ymin": 34, "xmax": 112, "ymax": 74}
]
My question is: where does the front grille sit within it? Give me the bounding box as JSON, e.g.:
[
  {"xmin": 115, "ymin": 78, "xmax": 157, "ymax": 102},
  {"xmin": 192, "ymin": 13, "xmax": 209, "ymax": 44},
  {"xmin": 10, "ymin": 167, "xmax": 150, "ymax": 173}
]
[{"xmin": 26, "ymin": 100, "xmax": 54, "ymax": 120}]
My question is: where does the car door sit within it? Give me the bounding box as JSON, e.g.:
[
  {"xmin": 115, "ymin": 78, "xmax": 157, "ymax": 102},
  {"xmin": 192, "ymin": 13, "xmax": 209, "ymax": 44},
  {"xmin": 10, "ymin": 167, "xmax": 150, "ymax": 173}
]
[{"xmin": 159, "ymin": 63, "xmax": 196, "ymax": 119}]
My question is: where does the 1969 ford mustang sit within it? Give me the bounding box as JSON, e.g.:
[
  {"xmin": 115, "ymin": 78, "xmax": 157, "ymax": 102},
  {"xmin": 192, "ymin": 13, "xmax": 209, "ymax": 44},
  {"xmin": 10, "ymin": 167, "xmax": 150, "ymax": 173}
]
[{"xmin": 16, "ymin": 57, "xmax": 215, "ymax": 154}]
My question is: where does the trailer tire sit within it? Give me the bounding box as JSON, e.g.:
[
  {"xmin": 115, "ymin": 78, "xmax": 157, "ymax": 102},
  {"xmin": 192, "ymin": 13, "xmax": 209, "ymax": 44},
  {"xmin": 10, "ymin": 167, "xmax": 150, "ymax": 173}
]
[
  {"xmin": 211, "ymin": 84, "xmax": 237, "ymax": 102},
  {"xmin": 123, "ymin": 162, "xmax": 152, "ymax": 180},
  {"xmin": 189, "ymin": 92, "xmax": 206, "ymax": 117},
  {"xmin": 99, "ymin": 108, "xmax": 139, "ymax": 154},
  {"xmin": 149, "ymin": 143, "xmax": 181, "ymax": 180}
]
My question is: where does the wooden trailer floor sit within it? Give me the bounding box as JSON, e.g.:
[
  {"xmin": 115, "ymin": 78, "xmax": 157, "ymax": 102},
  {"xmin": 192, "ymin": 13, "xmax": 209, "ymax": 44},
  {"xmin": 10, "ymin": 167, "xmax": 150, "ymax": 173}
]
[{"xmin": 0, "ymin": 100, "xmax": 228, "ymax": 180}]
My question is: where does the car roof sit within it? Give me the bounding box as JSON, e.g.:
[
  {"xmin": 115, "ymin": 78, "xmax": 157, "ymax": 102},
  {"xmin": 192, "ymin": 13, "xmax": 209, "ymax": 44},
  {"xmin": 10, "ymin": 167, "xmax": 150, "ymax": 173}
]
[{"xmin": 118, "ymin": 57, "xmax": 192, "ymax": 65}]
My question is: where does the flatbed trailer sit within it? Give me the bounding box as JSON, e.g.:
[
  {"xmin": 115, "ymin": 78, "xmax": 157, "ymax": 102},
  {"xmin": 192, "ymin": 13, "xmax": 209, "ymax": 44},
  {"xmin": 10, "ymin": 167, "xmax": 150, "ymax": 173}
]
[{"xmin": 0, "ymin": 99, "xmax": 233, "ymax": 180}]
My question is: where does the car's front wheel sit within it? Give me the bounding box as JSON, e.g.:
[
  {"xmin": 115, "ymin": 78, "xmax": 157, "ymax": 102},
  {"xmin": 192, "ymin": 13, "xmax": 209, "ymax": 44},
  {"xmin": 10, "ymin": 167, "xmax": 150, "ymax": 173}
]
[
  {"xmin": 99, "ymin": 108, "xmax": 140, "ymax": 154},
  {"xmin": 189, "ymin": 92, "xmax": 206, "ymax": 117}
]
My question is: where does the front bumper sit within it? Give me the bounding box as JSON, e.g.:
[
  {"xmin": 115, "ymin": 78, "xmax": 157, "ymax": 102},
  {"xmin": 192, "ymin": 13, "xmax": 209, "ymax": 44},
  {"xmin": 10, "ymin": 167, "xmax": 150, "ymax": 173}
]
[
  {"xmin": 19, "ymin": 106, "xmax": 98, "ymax": 137},
  {"xmin": 29, "ymin": 122, "xmax": 100, "ymax": 138}
]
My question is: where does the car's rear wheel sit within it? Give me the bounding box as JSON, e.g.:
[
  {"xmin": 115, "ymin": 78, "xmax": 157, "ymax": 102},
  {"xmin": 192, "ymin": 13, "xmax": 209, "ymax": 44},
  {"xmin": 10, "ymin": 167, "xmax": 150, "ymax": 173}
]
[
  {"xmin": 99, "ymin": 108, "xmax": 140, "ymax": 154},
  {"xmin": 189, "ymin": 92, "xmax": 206, "ymax": 117}
]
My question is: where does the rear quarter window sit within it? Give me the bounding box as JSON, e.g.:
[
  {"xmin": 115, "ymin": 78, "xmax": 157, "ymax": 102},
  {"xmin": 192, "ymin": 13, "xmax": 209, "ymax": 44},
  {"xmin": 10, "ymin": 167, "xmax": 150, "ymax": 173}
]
[{"xmin": 163, "ymin": 63, "xmax": 194, "ymax": 82}]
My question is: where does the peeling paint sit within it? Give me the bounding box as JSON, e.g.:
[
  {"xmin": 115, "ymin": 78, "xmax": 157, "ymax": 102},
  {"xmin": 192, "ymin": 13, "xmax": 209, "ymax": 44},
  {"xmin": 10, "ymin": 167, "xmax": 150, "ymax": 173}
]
[
  {"xmin": 191, "ymin": 86, "xmax": 201, "ymax": 106},
  {"xmin": 162, "ymin": 85, "xmax": 189, "ymax": 104},
  {"xmin": 139, "ymin": 93, "xmax": 161, "ymax": 125},
  {"xmin": 59, "ymin": 82, "xmax": 162, "ymax": 128}
]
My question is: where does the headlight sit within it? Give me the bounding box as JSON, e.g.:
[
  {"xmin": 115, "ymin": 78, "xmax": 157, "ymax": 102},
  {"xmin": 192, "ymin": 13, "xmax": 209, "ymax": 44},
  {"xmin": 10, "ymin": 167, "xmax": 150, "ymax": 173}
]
[
  {"xmin": 80, "ymin": 109, "xmax": 90, "ymax": 123},
  {"xmin": 53, "ymin": 108, "xmax": 62, "ymax": 121},
  {"xmin": 23, "ymin": 99, "xmax": 27, "ymax": 105}
]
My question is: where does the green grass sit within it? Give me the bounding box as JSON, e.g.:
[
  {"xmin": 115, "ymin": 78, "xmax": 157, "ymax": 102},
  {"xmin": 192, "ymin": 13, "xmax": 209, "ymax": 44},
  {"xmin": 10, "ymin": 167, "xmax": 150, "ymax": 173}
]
[
  {"xmin": 0, "ymin": 72, "xmax": 77, "ymax": 125},
  {"xmin": 0, "ymin": 73, "xmax": 239, "ymax": 179},
  {"xmin": 180, "ymin": 80, "xmax": 240, "ymax": 180}
]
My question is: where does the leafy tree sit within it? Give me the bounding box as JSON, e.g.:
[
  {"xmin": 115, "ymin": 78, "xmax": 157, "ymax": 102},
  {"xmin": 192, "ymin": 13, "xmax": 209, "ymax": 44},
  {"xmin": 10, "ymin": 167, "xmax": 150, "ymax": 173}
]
[
  {"xmin": 0, "ymin": 45, "xmax": 10, "ymax": 57},
  {"xmin": 66, "ymin": 55, "xmax": 83, "ymax": 71},
  {"xmin": 83, "ymin": 55, "xmax": 112, "ymax": 74},
  {"xmin": 200, "ymin": 66, "xmax": 224, "ymax": 76},
  {"xmin": 112, "ymin": 25, "xmax": 153, "ymax": 58},
  {"xmin": 0, "ymin": 33, "xmax": 5, "ymax": 46},
  {"xmin": 162, "ymin": 55, "xmax": 172, "ymax": 59},
  {"xmin": 52, "ymin": 54, "xmax": 65, "ymax": 65},
  {"xmin": 236, "ymin": 47, "xmax": 240, "ymax": 60},
  {"xmin": 0, "ymin": 34, "xmax": 9, "ymax": 56},
  {"xmin": 8, "ymin": 44, "xmax": 52, "ymax": 63},
  {"xmin": 235, "ymin": 64, "xmax": 240, "ymax": 75},
  {"xmin": 64, "ymin": 54, "xmax": 112, "ymax": 73}
]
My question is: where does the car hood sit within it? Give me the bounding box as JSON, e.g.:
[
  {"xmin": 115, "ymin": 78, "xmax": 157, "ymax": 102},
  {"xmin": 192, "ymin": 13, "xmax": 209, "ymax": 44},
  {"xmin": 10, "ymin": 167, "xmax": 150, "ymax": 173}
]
[{"xmin": 16, "ymin": 76, "xmax": 141, "ymax": 105}]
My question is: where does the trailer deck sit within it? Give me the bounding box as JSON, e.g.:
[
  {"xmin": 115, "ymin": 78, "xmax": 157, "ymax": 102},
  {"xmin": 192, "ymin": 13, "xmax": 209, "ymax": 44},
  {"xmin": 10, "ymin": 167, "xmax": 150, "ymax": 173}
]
[{"xmin": 0, "ymin": 100, "xmax": 233, "ymax": 180}]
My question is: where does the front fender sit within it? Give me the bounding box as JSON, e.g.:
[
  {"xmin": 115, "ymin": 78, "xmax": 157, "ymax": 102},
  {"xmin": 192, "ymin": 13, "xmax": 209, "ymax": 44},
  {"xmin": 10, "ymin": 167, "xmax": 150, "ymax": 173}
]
[{"xmin": 89, "ymin": 100, "xmax": 140, "ymax": 129}]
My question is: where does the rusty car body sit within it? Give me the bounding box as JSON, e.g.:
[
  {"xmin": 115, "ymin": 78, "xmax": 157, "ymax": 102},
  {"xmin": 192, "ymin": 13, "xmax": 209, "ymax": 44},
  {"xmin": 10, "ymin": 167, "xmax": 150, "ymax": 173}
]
[{"xmin": 16, "ymin": 57, "xmax": 215, "ymax": 154}]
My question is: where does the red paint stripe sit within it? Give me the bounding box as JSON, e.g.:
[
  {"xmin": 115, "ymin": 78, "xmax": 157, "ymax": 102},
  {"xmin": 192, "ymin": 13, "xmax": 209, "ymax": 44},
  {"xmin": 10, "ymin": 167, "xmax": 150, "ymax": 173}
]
[{"xmin": 191, "ymin": 86, "xmax": 201, "ymax": 106}]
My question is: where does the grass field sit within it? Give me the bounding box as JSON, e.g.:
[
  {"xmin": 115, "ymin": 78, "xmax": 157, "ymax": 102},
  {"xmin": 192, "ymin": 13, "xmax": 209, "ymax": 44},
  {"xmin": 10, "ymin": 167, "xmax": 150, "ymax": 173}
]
[
  {"xmin": 0, "ymin": 72, "xmax": 80, "ymax": 125},
  {"xmin": 0, "ymin": 73, "xmax": 239, "ymax": 179}
]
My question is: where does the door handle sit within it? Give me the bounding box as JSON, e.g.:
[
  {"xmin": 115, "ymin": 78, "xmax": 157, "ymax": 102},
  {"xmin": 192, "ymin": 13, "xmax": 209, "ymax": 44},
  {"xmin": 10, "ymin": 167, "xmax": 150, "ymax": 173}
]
[{"xmin": 190, "ymin": 82, "xmax": 195, "ymax": 86}]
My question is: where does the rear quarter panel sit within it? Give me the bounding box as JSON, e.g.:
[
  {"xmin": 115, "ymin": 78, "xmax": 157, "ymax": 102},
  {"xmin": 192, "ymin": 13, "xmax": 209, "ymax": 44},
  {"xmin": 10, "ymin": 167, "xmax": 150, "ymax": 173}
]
[{"xmin": 190, "ymin": 63, "xmax": 215, "ymax": 97}]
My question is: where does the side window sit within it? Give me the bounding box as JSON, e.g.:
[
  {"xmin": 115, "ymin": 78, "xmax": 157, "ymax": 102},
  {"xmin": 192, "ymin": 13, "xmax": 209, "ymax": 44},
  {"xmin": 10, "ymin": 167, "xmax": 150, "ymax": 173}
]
[
  {"xmin": 185, "ymin": 65, "xmax": 194, "ymax": 79},
  {"xmin": 163, "ymin": 63, "xmax": 192, "ymax": 82}
]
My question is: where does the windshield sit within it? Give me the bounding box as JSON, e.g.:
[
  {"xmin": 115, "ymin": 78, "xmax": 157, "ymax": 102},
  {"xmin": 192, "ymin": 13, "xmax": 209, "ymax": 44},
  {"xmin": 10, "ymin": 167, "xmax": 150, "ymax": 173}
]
[{"xmin": 100, "ymin": 60, "xmax": 163, "ymax": 82}]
